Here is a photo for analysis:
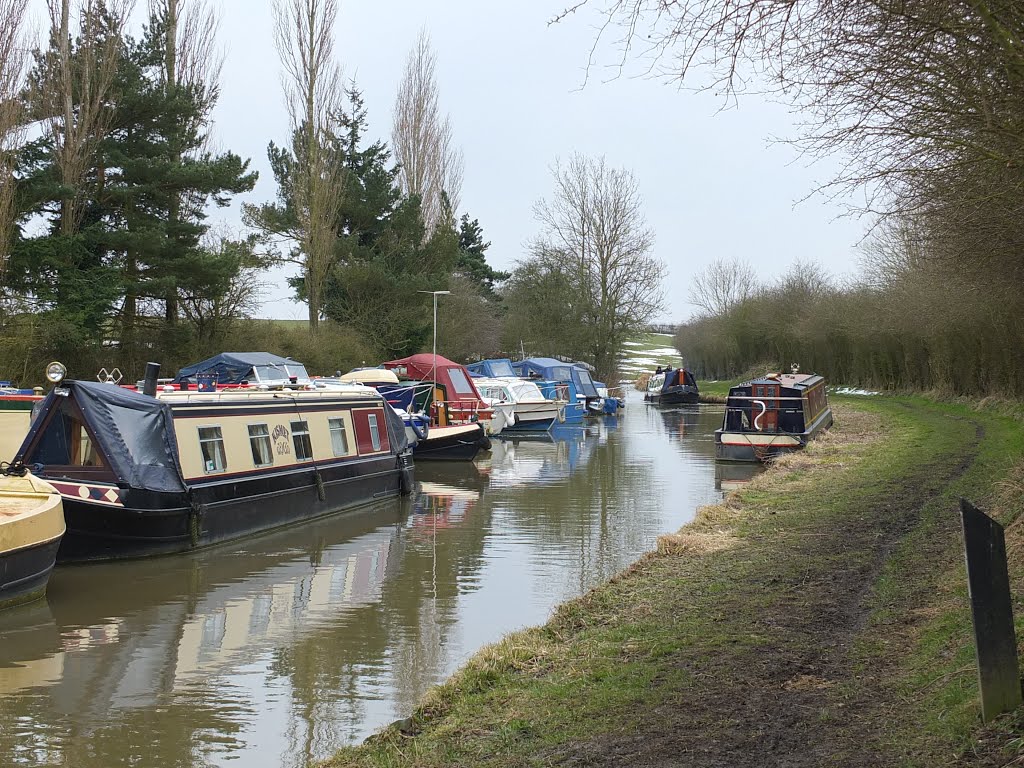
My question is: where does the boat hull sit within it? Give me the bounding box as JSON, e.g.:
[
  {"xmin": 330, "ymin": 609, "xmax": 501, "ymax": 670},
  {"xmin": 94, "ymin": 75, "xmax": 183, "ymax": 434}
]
[
  {"xmin": 715, "ymin": 409, "xmax": 833, "ymax": 462},
  {"xmin": 413, "ymin": 424, "xmax": 490, "ymax": 462},
  {"xmin": 646, "ymin": 385, "xmax": 700, "ymax": 405},
  {"xmin": 0, "ymin": 474, "xmax": 64, "ymax": 609},
  {"xmin": 54, "ymin": 454, "xmax": 407, "ymax": 562},
  {"xmin": 502, "ymin": 416, "xmax": 556, "ymax": 432},
  {"xmin": 0, "ymin": 536, "xmax": 62, "ymax": 609}
]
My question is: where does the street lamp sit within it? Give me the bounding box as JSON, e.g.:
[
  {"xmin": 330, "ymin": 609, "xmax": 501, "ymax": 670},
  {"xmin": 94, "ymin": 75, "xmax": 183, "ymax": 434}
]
[{"xmin": 418, "ymin": 290, "xmax": 450, "ymax": 383}]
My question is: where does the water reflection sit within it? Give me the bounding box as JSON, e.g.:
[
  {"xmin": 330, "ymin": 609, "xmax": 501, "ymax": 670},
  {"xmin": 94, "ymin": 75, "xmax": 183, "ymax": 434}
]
[
  {"xmin": 715, "ymin": 462, "xmax": 766, "ymax": 492},
  {"xmin": 0, "ymin": 393, "xmax": 731, "ymax": 767}
]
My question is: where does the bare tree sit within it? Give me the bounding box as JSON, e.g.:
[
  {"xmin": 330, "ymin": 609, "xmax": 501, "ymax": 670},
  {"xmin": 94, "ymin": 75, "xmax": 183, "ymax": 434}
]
[
  {"xmin": 688, "ymin": 258, "xmax": 757, "ymax": 317},
  {"xmin": 273, "ymin": 0, "xmax": 345, "ymax": 332},
  {"xmin": 179, "ymin": 229, "xmax": 266, "ymax": 347},
  {"xmin": 392, "ymin": 29, "xmax": 464, "ymax": 234},
  {"xmin": 40, "ymin": 0, "xmax": 134, "ymax": 237},
  {"xmin": 0, "ymin": 0, "xmax": 28, "ymax": 281},
  {"xmin": 531, "ymin": 153, "xmax": 663, "ymax": 380}
]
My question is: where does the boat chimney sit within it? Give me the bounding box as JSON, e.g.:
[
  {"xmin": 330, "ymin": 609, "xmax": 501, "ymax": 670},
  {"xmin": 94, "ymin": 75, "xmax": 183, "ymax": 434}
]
[{"xmin": 143, "ymin": 362, "xmax": 161, "ymax": 397}]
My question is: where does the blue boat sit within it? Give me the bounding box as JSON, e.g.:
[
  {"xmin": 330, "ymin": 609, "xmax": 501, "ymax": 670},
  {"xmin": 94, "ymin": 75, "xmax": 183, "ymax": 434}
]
[
  {"xmin": 465, "ymin": 359, "xmax": 519, "ymax": 379},
  {"xmin": 510, "ymin": 358, "xmax": 602, "ymax": 423}
]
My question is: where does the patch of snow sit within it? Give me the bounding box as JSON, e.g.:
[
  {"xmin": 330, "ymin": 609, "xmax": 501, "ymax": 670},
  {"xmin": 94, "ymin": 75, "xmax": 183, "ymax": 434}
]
[
  {"xmin": 623, "ymin": 341, "xmax": 643, "ymax": 346},
  {"xmin": 832, "ymin": 387, "xmax": 880, "ymax": 396},
  {"xmin": 647, "ymin": 347, "xmax": 679, "ymax": 356}
]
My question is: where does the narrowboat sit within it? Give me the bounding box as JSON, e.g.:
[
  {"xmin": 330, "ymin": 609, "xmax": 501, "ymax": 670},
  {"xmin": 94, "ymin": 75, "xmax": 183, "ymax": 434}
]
[
  {"xmin": 14, "ymin": 375, "xmax": 414, "ymax": 562},
  {"xmin": 327, "ymin": 368, "xmax": 432, "ymax": 446},
  {"xmin": 645, "ymin": 366, "xmax": 700, "ymax": 405},
  {"xmin": 714, "ymin": 368, "xmax": 833, "ymax": 462},
  {"xmin": 473, "ymin": 376, "xmax": 563, "ymax": 431},
  {"xmin": 0, "ymin": 468, "xmax": 64, "ymax": 609}
]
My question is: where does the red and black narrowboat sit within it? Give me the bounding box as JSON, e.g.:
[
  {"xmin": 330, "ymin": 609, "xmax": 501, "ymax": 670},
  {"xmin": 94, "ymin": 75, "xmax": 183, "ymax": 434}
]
[
  {"xmin": 714, "ymin": 369, "xmax": 833, "ymax": 462},
  {"xmin": 14, "ymin": 378, "xmax": 414, "ymax": 562}
]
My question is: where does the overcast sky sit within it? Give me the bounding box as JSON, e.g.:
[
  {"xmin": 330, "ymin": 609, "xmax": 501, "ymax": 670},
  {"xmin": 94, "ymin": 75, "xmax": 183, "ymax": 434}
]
[{"xmin": 40, "ymin": 1, "xmax": 872, "ymax": 322}]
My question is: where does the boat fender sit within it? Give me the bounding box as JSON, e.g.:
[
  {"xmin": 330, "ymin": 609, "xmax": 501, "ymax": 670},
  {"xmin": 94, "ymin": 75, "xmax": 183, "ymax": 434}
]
[
  {"xmin": 753, "ymin": 399, "xmax": 767, "ymax": 431},
  {"xmin": 410, "ymin": 419, "xmax": 427, "ymax": 442},
  {"xmin": 477, "ymin": 434, "xmax": 492, "ymax": 451},
  {"xmin": 398, "ymin": 452, "xmax": 415, "ymax": 496},
  {"xmin": 314, "ymin": 470, "xmax": 327, "ymax": 502},
  {"xmin": 557, "ymin": 406, "xmax": 566, "ymax": 424},
  {"xmin": 188, "ymin": 494, "xmax": 204, "ymax": 548}
]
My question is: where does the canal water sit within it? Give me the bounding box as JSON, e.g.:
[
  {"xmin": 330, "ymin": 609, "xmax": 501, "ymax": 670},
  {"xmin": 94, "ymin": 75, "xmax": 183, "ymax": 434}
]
[{"xmin": 0, "ymin": 396, "xmax": 754, "ymax": 767}]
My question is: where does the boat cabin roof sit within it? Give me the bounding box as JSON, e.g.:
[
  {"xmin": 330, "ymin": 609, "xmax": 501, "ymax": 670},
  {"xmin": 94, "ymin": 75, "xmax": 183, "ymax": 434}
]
[
  {"xmin": 334, "ymin": 368, "xmax": 400, "ymax": 385},
  {"xmin": 731, "ymin": 373, "xmax": 826, "ymax": 393},
  {"xmin": 513, "ymin": 358, "xmax": 600, "ymax": 399},
  {"xmin": 382, "ymin": 354, "xmax": 485, "ymax": 406},
  {"xmin": 174, "ymin": 352, "xmax": 309, "ymax": 385},
  {"xmin": 465, "ymin": 359, "xmax": 518, "ymax": 378}
]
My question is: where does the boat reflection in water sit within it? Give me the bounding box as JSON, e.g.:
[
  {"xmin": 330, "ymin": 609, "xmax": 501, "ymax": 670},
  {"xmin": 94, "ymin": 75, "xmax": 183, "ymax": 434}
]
[
  {"xmin": 0, "ymin": 502, "xmax": 415, "ymax": 766},
  {"xmin": 715, "ymin": 462, "xmax": 765, "ymax": 492},
  {"xmin": 478, "ymin": 420, "xmax": 614, "ymax": 489}
]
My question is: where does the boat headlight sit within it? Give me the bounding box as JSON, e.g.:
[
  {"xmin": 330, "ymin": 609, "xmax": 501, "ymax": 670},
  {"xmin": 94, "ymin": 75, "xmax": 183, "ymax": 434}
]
[{"xmin": 45, "ymin": 361, "xmax": 67, "ymax": 384}]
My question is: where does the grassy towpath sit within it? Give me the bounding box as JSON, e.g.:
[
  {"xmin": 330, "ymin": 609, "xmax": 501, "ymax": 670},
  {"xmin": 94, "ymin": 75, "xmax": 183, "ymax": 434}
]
[{"xmin": 324, "ymin": 396, "xmax": 1024, "ymax": 768}]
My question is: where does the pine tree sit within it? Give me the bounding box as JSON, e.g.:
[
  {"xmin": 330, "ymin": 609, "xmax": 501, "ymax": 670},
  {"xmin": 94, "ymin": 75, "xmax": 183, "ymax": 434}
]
[{"xmin": 9, "ymin": 13, "xmax": 256, "ymax": 366}]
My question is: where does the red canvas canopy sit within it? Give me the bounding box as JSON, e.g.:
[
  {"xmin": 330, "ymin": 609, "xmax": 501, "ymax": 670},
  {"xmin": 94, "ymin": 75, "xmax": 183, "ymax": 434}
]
[{"xmin": 382, "ymin": 354, "xmax": 490, "ymax": 424}]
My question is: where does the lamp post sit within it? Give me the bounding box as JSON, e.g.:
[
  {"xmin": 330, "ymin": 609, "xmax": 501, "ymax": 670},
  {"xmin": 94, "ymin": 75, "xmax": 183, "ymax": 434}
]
[{"xmin": 418, "ymin": 290, "xmax": 450, "ymax": 384}]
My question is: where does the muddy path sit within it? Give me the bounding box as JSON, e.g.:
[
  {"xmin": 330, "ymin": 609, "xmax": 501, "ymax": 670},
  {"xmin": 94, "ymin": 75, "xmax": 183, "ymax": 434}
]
[{"xmin": 551, "ymin": 409, "xmax": 986, "ymax": 768}]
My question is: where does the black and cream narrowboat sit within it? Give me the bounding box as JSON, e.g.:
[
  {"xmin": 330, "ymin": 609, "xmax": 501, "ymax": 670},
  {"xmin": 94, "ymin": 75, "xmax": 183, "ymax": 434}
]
[
  {"xmin": 14, "ymin": 378, "xmax": 414, "ymax": 562},
  {"xmin": 714, "ymin": 369, "xmax": 833, "ymax": 462}
]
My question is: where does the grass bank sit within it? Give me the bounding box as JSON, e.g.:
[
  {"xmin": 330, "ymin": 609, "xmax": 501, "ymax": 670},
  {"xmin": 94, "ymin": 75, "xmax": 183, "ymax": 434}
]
[{"xmin": 324, "ymin": 396, "xmax": 1024, "ymax": 767}]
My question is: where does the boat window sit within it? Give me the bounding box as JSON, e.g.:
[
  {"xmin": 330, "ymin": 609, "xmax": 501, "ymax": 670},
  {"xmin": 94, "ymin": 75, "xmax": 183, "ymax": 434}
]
[
  {"xmin": 368, "ymin": 413, "xmax": 382, "ymax": 451},
  {"xmin": 551, "ymin": 366, "xmax": 571, "ymax": 382},
  {"xmin": 198, "ymin": 426, "xmax": 227, "ymax": 474},
  {"xmin": 329, "ymin": 417, "xmax": 350, "ymax": 456},
  {"xmin": 254, "ymin": 365, "xmax": 289, "ymax": 382},
  {"xmin": 480, "ymin": 385, "xmax": 508, "ymax": 402},
  {"xmin": 283, "ymin": 363, "xmax": 310, "ymax": 381},
  {"xmin": 491, "ymin": 360, "xmax": 516, "ymax": 377},
  {"xmin": 291, "ymin": 420, "xmax": 313, "ymax": 461},
  {"xmin": 248, "ymin": 424, "xmax": 273, "ymax": 467},
  {"xmin": 510, "ymin": 382, "xmax": 540, "ymax": 400},
  {"xmin": 447, "ymin": 368, "xmax": 474, "ymax": 395}
]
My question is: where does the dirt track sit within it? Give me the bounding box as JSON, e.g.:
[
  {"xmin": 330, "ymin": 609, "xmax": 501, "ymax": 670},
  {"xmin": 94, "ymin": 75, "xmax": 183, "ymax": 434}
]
[{"xmin": 548, "ymin": 414, "xmax": 986, "ymax": 768}]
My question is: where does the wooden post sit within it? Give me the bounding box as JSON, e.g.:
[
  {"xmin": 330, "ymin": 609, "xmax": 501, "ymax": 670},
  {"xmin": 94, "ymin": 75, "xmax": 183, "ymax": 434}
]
[{"xmin": 960, "ymin": 498, "xmax": 1022, "ymax": 722}]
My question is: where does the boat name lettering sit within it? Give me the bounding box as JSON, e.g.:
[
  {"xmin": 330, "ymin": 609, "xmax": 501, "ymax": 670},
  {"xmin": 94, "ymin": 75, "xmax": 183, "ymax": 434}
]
[{"xmin": 272, "ymin": 424, "xmax": 291, "ymax": 455}]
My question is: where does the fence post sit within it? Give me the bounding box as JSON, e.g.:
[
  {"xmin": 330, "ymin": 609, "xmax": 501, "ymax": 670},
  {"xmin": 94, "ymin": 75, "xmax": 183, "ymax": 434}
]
[{"xmin": 960, "ymin": 498, "xmax": 1022, "ymax": 722}]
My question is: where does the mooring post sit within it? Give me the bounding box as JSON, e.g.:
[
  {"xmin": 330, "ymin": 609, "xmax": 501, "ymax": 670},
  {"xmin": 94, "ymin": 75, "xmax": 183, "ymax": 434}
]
[{"xmin": 960, "ymin": 498, "xmax": 1022, "ymax": 722}]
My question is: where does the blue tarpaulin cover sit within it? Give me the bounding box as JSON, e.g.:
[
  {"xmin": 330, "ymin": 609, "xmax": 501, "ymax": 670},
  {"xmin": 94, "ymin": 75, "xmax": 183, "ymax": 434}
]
[
  {"xmin": 174, "ymin": 352, "xmax": 299, "ymax": 384},
  {"xmin": 512, "ymin": 358, "xmax": 600, "ymax": 398},
  {"xmin": 18, "ymin": 381, "xmax": 186, "ymax": 493}
]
